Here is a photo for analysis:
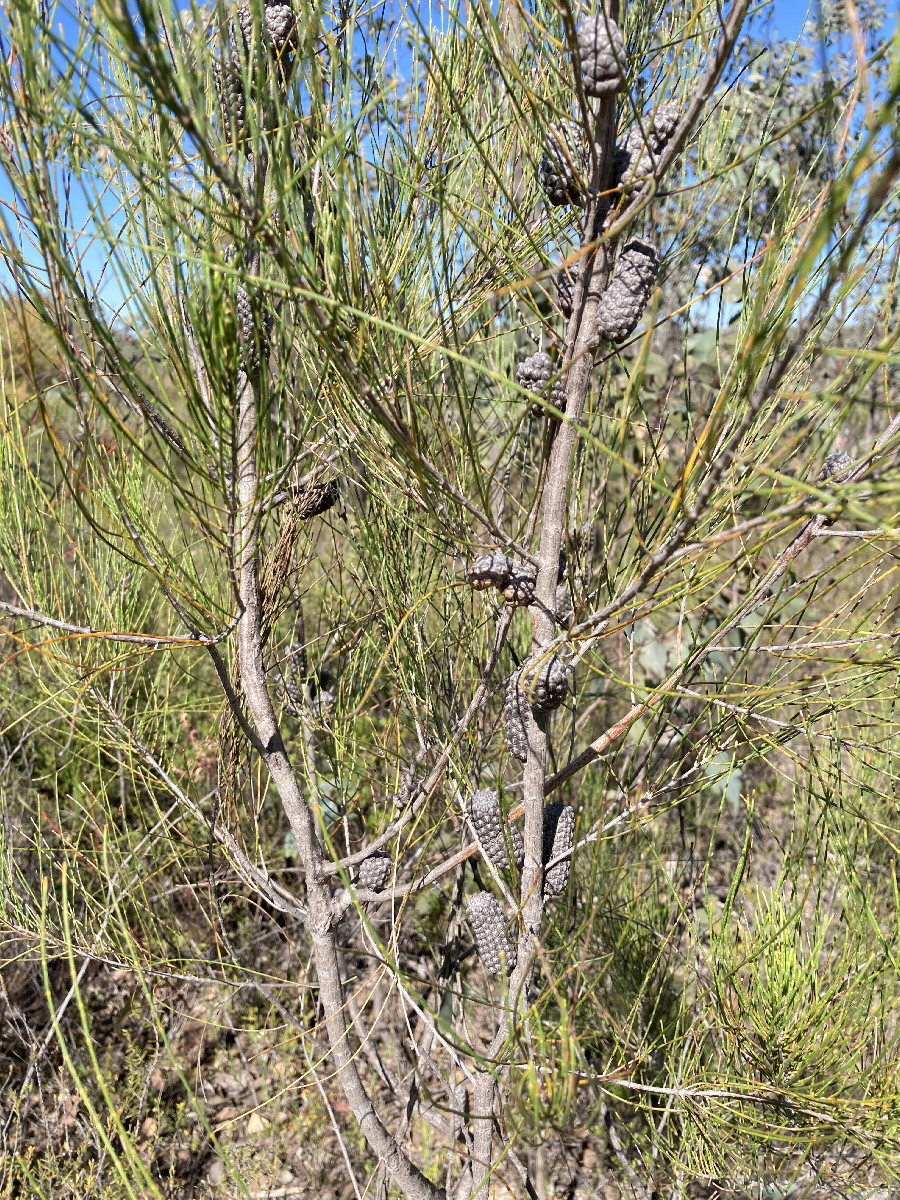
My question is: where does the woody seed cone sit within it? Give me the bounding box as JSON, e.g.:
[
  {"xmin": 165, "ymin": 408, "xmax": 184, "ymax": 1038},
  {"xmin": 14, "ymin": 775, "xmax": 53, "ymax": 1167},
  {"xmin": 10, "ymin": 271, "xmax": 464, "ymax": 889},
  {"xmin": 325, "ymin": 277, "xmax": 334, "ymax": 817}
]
[
  {"xmin": 469, "ymin": 789, "xmax": 524, "ymax": 870},
  {"xmin": 466, "ymin": 892, "xmax": 517, "ymax": 976}
]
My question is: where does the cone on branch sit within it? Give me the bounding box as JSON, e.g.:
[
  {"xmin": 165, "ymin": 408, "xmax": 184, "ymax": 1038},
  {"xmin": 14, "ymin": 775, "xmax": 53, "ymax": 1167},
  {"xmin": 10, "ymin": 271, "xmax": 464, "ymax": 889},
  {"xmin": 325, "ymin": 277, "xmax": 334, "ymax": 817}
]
[
  {"xmin": 215, "ymin": 2, "xmax": 298, "ymax": 151},
  {"xmin": 542, "ymin": 802, "xmax": 575, "ymax": 897},
  {"xmin": 815, "ymin": 451, "xmax": 853, "ymax": 526},
  {"xmin": 235, "ymin": 5, "xmax": 256, "ymax": 53},
  {"xmin": 308, "ymin": 668, "xmax": 336, "ymax": 719},
  {"xmin": 517, "ymin": 352, "xmax": 567, "ymax": 419},
  {"xmin": 649, "ymin": 101, "xmax": 679, "ymax": 143},
  {"xmin": 532, "ymin": 379, "xmax": 568, "ymax": 419},
  {"xmin": 283, "ymin": 640, "xmax": 307, "ymax": 711},
  {"xmin": 555, "ymin": 260, "xmax": 581, "ymax": 318},
  {"xmin": 264, "ymin": 2, "xmax": 297, "ymax": 59},
  {"xmin": 515, "ymin": 351, "xmax": 552, "ymax": 395},
  {"xmin": 613, "ymin": 102, "xmax": 680, "ymax": 192},
  {"xmin": 505, "ymin": 669, "xmax": 530, "ymax": 763},
  {"xmin": 548, "ymin": 378, "xmax": 568, "ymax": 415},
  {"xmin": 358, "ymin": 851, "xmax": 392, "ymax": 892},
  {"xmin": 296, "ymin": 477, "xmax": 340, "ymax": 519},
  {"xmin": 516, "ymin": 352, "xmax": 550, "ymax": 419},
  {"xmin": 539, "ymin": 126, "xmax": 585, "ymax": 207},
  {"xmin": 500, "ymin": 569, "xmax": 536, "ymax": 607},
  {"xmin": 213, "ymin": 56, "xmax": 248, "ymax": 150},
  {"xmin": 576, "ymin": 12, "xmax": 626, "ymax": 98},
  {"xmin": 235, "ymin": 286, "xmax": 275, "ymax": 379},
  {"xmin": 235, "ymin": 1, "xmax": 298, "ymax": 75},
  {"xmin": 469, "ymin": 789, "xmax": 524, "ymax": 871},
  {"xmin": 556, "ymin": 581, "xmax": 573, "ymax": 623},
  {"xmin": 236, "ymin": 285, "xmax": 262, "ymax": 376},
  {"xmin": 595, "ymin": 238, "xmax": 659, "ymax": 344},
  {"xmin": 505, "ymin": 652, "xmax": 568, "ymax": 761},
  {"xmin": 466, "ymin": 550, "xmax": 513, "ymax": 591},
  {"xmin": 816, "ymin": 451, "xmax": 852, "ymax": 484},
  {"xmin": 520, "ymin": 653, "xmax": 569, "ymax": 711},
  {"xmin": 612, "ymin": 132, "xmax": 652, "ymax": 191},
  {"xmin": 466, "ymin": 892, "xmax": 517, "ymax": 976},
  {"xmin": 465, "ymin": 552, "xmax": 535, "ymax": 602}
]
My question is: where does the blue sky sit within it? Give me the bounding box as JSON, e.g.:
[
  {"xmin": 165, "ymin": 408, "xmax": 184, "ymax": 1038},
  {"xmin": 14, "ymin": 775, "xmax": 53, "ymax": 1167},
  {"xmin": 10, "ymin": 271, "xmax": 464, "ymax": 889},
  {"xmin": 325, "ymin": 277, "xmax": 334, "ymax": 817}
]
[
  {"xmin": 0, "ymin": 0, "xmax": 894, "ymax": 314},
  {"xmin": 773, "ymin": 0, "xmax": 815, "ymax": 38},
  {"xmin": 772, "ymin": 0, "xmax": 898, "ymax": 42}
]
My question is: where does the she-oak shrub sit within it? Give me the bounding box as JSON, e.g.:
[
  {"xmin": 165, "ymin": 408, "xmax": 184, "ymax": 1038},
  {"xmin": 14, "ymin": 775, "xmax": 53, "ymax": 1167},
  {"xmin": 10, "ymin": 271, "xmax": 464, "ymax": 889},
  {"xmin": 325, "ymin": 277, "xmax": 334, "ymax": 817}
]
[{"xmin": 0, "ymin": 0, "xmax": 899, "ymax": 1195}]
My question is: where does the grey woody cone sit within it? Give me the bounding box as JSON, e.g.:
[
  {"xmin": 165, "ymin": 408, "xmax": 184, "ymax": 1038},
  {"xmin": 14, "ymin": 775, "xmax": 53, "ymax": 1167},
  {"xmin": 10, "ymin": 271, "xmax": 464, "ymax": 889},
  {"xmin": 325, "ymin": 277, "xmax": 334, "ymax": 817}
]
[
  {"xmin": 466, "ymin": 550, "xmax": 513, "ymax": 591},
  {"xmin": 466, "ymin": 892, "xmax": 517, "ymax": 976},
  {"xmin": 469, "ymin": 790, "xmax": 524, "ymax": 871},
  {"xmin": 236, "ymin": 5, "xmax": 254, "ymax": 50},
  {"xmin": 520, "ymin": 653, "xmax": 569, "ymax": 711},
  {"xmin": 555, "ymin": 260, "xmax": 581, "ymax": 318},
  {"xmin": 296, "ymin": 478, "xmax": 339, "ymax": 519},
  {"xmin": 595, "ymin": 238, "xmax": 659, "ymax": 344},
  {"xmin": 816, "ymin": 452, "xmax": 852, "ymax": 484},
  {"xmin": 613, "ymin": 102, "xmax": 681, "ymax": 192},
  {"xmin": 265, "ymin": 2, "xmax": 297, "ymax": 57},
  {"xmin": 650, "ymin": 102, "xmax": 680, "ymax": 145},
  {"xmin": 214, "ymin": 57, "xmax": 248, "ymax": 148},
  {"xmin": 236, "ymin": 286, "xmax": 262, "ymax": 376},
  {"xmin": 539, "ymin": 127, "xmax": 585, "ymax": 207},
  {"xmin": 613, "ymin": 129, "xmax": 654, "ymax": 190},
  {"xmin": 549, "ymin": 378, "xmax": 568, "ymax": 414},
  {"xmin": 358, "ymin": 851, "xmax": 391, "ymax": 892},
  {"xmin": 308, "ymin": 668, "xmax": 336, "ymax": 719},
  {"xmin": 556, "ymin": 581, "xmax": 573, "ymax": 623},
  {"xmin": 542, "ymin": 802, "xmax": 575, "ymax": 897},
  {"xmin": 284, "ymin": 640, "xmax": 306, "ymax": 710},
  {"xmin": 505, "ymin": 669, "xmax": 530, "ymax": 763},
  {"xmin": 516, "ymin": 352, "xmax": 552, "ymax": 394},
  {"xmin": 517, "ymin": 352, "xmax": 555, "ymax": 419},
  {"xmin": 576, "ymin": 12, "xmax": 626, "ymax": 98},
  {"xmin": 236, "ymin": 2, "xmax": 297, "ymax": 61},
  {"xmin": 533, "ymin": 378, "xmax": 568, "ymax": 419},
  {"xmin": 500, "ymin": 569, "xmax": 536, "ymax": 607}
]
